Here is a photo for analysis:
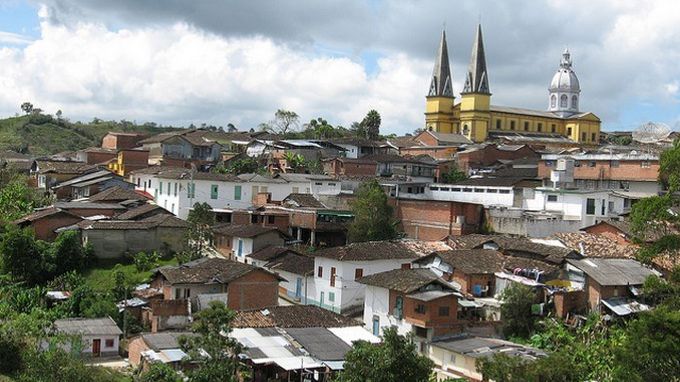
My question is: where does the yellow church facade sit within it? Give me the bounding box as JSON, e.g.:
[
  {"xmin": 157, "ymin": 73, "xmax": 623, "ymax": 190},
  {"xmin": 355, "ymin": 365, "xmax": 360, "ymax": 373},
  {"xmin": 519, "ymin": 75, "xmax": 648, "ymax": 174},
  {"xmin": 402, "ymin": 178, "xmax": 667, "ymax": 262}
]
[{"xmin": 425, "ymin": 26, "xmax": 601, "ymax": 144}]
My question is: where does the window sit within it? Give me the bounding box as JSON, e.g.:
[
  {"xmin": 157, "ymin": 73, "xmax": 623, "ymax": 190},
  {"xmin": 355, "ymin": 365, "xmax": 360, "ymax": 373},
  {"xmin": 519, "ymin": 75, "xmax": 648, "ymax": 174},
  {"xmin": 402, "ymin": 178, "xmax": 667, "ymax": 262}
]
[
  {"xmin": 550, "ymin": 95, "xmax": 557, "ymax": 108},
  {"xmin": 451, "ymin": 187, "xmax": 460, "ymax": 192},
  {"xmin": 589, "ymin": 161, "xmax": 596, "ymax": 167},
  {"xmin": 601, "ymin": 199, "xmax": 606, "ymax": 215},
  {"xmin": 611, "ymin": 160, "xmax": 620, "ymax": 168},
  {"xmin": 430, "ymin": 186, "xmax": 439, "ymax": 191},
  {"xmin": 415, "ymin": 304, "xmax": 426, "ymax": 314},
  {"xmin": 394, "ymin": 296, "xmax": 404, "ymax": 319},
  {"xmin": 551, "ymin": 124, "xmax": 556, "ymax": 133},
  {"xmin": 524, "ymin": 121, "xmax": 529, "ymax": 131},
  {"xmin": 105, "ymin": 339, "xmax": 115, "ymax": 348},
  {"xmin": 136, "ymin": 177, "xmax": 140, "ymax": 186},
  {"xmin": 499, "ymin": 189, "xmax": 511, "ymax": 194},
  {"xmin": 581, "ymin": 132, "xmax": 587, "ymax": 141},
  {"xmin": 148, "ymin": 179, "xmax": 152, "ymax": 188},
  {"xmin": 487, "ymin": 188, "xmax": 498, "ymax": 193},
  {"xmin": 537, "ymin": 123, "xmax": 542, "ymax": 132},
  {"xmin": 547, "ymin": 194, "xmax": 558, "ymax": 202},
  {"xmin": 586, "ymin": 198, "xmax": 596, "ymax": 215},
  {"xmin": 438, "ymin": 306, "xmax": 450, "ymax": 316},
  {"xmin": 328, "ymin": 292, "xmax": 335, "ymax": 302},
  {"xmin": 567, "ymin": 127, "xmax": 572, "ymax": 136},
  {"xmin": 211, "ymin": 184, "xmax": 219, "ymax": 199},
  {"xmin": 462, "ymin": 188, "xmax": 472, "ymax": 192},
  {"xmin": 187, "ymin": 183, "xmax": 195, "ymax": 198},
  {"xmin": 401, "ymin": 263, "xmax": 411, "ymax": 270},
  {"xmin": 496, "ymin": 119, "xmax": 501, "ymax": 129},
  {"xmin": 267, "ymin": 215, "xmax": 275, "ymax": 224},
  {"xmin": 560, "ymin": 94, "xmax": 568, "ymax": 107},
  {"xmin": 174, "ymin": 182, "xmax": 178, "ymax": 196},
  {"xmin": 510, "ymin": 121, "xmax": 515, "ymax": 130},
  {"xmin": 171, "ymin": 203, "xmax": 175, "ymax": 214},
  {"xmin": 572, "ymin": 95, "xmax": 578, "ymax": 109},
  {"xmin": 159, "ymin": 181, "xmax": 163, "ymax": 194},
  {"xmin": 591, "ymin": 133, "xmax": 596, "ymax": 142},
  {"xmin": 474, "ymin": 188, "xmax": 485, "ymax": 193},
  {"xmin": 330, "ymin": 267, "xmax": 336, "ymax": 287},
  {"xmin": 251, "ymin": 215, "xmax": 258, "ymax": 224},
  {"xmin": 292, "ymin": 186, "xmax": 299, "ymax": 193},
  {"xmin": 234, "ymin": 185, "xmax": 242, "ymax": 200},
  {"xmin": 167, "ymin": 182, "xmax": 171, "ymax": 195},
  {"xmin": 641, "ymin": 161, "xmax": 650, "ymax": 168},
  {"xmin": 317, "ymin": 266, "xmax": 323, "ymax": 278},
  {"xmin": 355, "ymin": 268, "xmax": 364, "ymax": 280},
  {"xmin": 328, "ymin": 182, "xmax": 336, "ymax": 186},
  {"xmin": 314, "ymin": 182, "xmax": 323, "ymax": 186}
]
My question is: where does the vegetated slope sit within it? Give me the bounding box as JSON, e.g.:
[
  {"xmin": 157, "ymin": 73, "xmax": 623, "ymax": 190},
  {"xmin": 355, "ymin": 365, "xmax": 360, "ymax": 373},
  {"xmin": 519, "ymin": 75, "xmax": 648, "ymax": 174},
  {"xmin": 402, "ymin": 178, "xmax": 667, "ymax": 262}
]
[{"xmin": 0, "ymin": 114, "xmax": 181, "ymax": 156}]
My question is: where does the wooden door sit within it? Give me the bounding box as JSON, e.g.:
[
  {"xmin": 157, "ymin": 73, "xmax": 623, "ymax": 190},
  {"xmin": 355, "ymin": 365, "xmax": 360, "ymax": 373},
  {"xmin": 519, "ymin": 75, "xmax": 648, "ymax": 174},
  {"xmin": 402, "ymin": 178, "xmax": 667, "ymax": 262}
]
[{"xmin": 92, "ymin": 339, "xmax": 101, "ymax": 357}]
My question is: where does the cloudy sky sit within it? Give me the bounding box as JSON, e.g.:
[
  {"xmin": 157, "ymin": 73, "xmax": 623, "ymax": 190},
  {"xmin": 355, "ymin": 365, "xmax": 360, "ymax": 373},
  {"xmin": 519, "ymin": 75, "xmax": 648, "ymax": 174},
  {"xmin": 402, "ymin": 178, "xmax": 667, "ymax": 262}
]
[{"xmin": 1, "ymin": 0, "xmax": 679, "ymax": 135}]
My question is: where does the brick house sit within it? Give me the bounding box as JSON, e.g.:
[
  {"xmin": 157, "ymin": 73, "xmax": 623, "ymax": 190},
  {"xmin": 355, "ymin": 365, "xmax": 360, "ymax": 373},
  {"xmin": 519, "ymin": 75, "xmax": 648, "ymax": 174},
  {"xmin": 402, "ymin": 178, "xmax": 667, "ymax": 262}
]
[
  {"xmin": 282, "ymin": 193, "xmax": 353, "ymax": 247},
  {"xmin": 212, "ymin": 224, "xmax": 288, "ymax": 262},
  {"xmin": 455, "ymin": 144, "xmax": 538, "ymax": 173},
  {"xmin": 87, "ymin": 186, "xmax": 152, "ymax": 204},
  {"xmin": 397, "ymin": 130, "xmax": 472, "ymax": 160},
  {"xmin": 31, "ymin": 159, "xmax": 98, "ymax": 190},
  {"xmin": 322, "ymin": 157, "xmax": 377, "ymax": 177},
  {"xmin": 101, "ymin": 132, "xmax": 148, "ymax": 150},
  {"xmin": 390, "ymin": 198, "xmax": 483, "ymax": 240},
  {"xmin": 248, "ymin": 246, "xmax": 316, "ymax": 303},
  {"xmin": 581, "ymin": 220, "xmax": 645, "ymax": 245},
  {"xmin": 564, "ymin": 258, "xmax": 659, "ymax": 315},
  {"xmin": 150, "ymin": 257, "xmax": 283, "ymax": 311},
  {"xmin": 108, "ymin": 148, "xmax": 150, "ymax": 176},
  {"xmin": 359, "ymin": 268, "xmax": 463, "ymax": 346},
  {"xmin": 53, "ymin": 169, "xmax": 134, "ymax": 200},
  {"xmin": 12, "ymin": 207, "xmax": 83, "ymax": 241},
  {"xmin": 76, "ymin": 147, "xmax": 118, "ymax": 165},
  {"xmin": 128, "ymin": 332, "xmax": 195, "ymax": 370}
]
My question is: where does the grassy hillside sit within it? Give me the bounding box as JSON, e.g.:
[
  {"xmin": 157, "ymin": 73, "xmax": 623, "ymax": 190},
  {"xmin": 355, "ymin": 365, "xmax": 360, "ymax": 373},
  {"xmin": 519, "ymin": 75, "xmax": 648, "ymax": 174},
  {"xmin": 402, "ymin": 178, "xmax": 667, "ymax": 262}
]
[{"xmin": 0, "ymin": 114, "xmax": 181, "ymax": 156}]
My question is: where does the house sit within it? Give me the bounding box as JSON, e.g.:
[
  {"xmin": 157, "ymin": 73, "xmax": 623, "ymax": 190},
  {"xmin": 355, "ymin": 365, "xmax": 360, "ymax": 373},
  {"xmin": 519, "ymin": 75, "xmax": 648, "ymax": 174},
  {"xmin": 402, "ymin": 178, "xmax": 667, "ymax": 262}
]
[
  {"xmin": 75, "ymin": 214, "xmax": 189, "ymax": 258},
  {"xmin": 150, "ymin": 257, "xmax": 283, "ymax": 311},
  {"xmin": 139, "ymin": 130, "xmax": 222, "ymax": 165},
  {"xmin": 87, "ymin": 186, "xmax": 152, "ymax": 204},
  {"xmin": 238, "ymin": 173, "xmax": 342, "ymax": 202},
  {"xmin": 280, "ymin": 193, "xmax": 353, "ymax": 246},
  {"xmin": 0, "ymin": 150, "xmax": 32, "ymax": 174},
  {"xmin": 31, "ymin": 159, "xmax": 98, "ymax": 190},
  {"xmin": 564, "ymin": 258, "xmax": 659, "ymax": 316},
  {"xmin": 390, "ymin": 198, "xmax": 483, "ymax": 240},
  {"xmin": 414, "ymin": 249, "xmax": 560, "ymax": 298},
  {"xmin": 311, "ymin": 240, "xmax": 429, "ymax": 313},
  {"xmin": 131, "ymin": 166, "xmax": 249, "ymax": 219},
  {"xmin": 53, "ymin": 200, "xmax": 127, "ymax": 217},
  {"xmin": 232, "ymin": 305, "xmax": 378, "ymax": 382},
  {"xmin": 52, "ymin": 169, "xmax": 134, "ymax": 200},
  {"xmin": 429, "ymin": 335, "xmax": 546, "ymax": 381},
  {"xmin": 454, "ymin": 144, "xmax": 538, "ymax": 174},
  {"xmin": 75, "ymin": 147, "xmax": 117, "ymax": 165},
  {"xmin": 213, "ymin": 224, "xmax": 288, "ymax": 262},
  {"xmin": 395, "ymin": 130, "xmax": 472, "ymax": 160},
  {"xmin": 249, "ymin": 246, "xmax": 316, "ymax": 303},
  {"xmin": 329, "ymin": 137, "xmax": 392, "ymax": 158},
  {"xmin": 245, "ymin": 139, "xmax": 346, "ymax": 162},
  {"xmin": 50, "ymin": 317, "xmax": 122, "ymax": 358},
  {"xmin": 107, "ymin": 148, "xmax": 150, "ymax": 176},
  {"xmin": 115, "ymin": 203, "xmax": 173, "ymax": 221},
  {"xmin": 425, "ymin": 177, "xmax": 541, "ymax": 208},
  {"xmin": 581, "ymin": 219, "xmax": 652, "ymax": 245},
  {"xmin": 12, "ymin": 207, "xmax": 83, "ymax": 241},
  {"xmin": 101, "ymin": 131, "xmax": 148, "ymax": 150},
  {"xmin": 363, "ymin": 153, "xmax": 437, "ymax": 182},
  {"xmin": 127, "ymin": 332, "xmax": 194, "ymax": 370},
  {"xmin": 359, "ymin": 268, "xmax": 464, "ymax": 345},
  {"xmin": 322, "ymin": 157, "xmax": 378, "ymax": 177}
]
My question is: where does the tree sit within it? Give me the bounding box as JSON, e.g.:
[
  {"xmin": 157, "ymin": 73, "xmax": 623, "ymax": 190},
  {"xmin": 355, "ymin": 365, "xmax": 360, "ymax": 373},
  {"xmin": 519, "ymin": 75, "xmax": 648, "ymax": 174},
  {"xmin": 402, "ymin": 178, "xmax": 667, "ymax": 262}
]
[
  {"xmin": 440, "ymin": 165, "xmax": 468, "ymax": 184},
  {"xmin": 337, "ymin": 327, "xmax": 434, "ymax": 382},
  {"xmin": 348, "ymin": 180, "xmax": 398, "ymax": 243},
  {"xmin": 215, "ymin": 157, "xmax": 260, "ymax": 175},
  {"xmin": 49, "ymin": 231, "xmax": 92, "ymax": 276},
  {"xmin": 360, "ymin": 109, "xmax": 381, "ymax": 140},
  {"xmin": 227, "ymin": 123, "xmax": 237, "ymax": 133},
  {"xmin": 0, "ymin": 172, "xmax": 50, "ymax": 223},
  {"xmin": 263, "ymin": 109, "xmax": 300, "ymax": 135},
  {"xmin": 179, "ymin": 301, "xmax": 244, "ymax": 382},
  {"xmin": 20, "ymin": 102, "xmax": 33, "ymax": 114},
  {"xmin": 139, "ymin": 362, "xmax": 182, "ymax": 382},
  {"xmin": 500, "ymin": 283, "xmax": 536, "ymax": 339},
  {"xmin": 614, "ymin": 306, "xmax": 680, "ymax": 381},
  {"xmin": 0, "ymin": 227, "xmax": 49, "ymax": 285},
  {"xmin": 186, "ymin": 202, "xmax": 216, "ymax": 258}
]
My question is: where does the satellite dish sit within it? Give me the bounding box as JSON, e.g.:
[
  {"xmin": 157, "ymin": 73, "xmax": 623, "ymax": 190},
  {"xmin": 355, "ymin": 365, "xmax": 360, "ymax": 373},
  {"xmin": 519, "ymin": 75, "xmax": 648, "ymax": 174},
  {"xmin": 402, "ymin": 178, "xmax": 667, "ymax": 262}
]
[{"xmin": 632, "ymin": 122, "xmax": 672, "ymax": 144}]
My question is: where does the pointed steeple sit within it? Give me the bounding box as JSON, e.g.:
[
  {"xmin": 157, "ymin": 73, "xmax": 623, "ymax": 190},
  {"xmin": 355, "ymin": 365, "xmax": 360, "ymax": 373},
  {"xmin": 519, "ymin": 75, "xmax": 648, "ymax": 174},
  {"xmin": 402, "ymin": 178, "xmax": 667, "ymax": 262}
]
[
  {"xmin": 428, "ymin": 30, "xmax": 453, "ymax": 98},
  {"xmin": 462, "ymin": 24, "xmax": 490, "ymax": 95}
]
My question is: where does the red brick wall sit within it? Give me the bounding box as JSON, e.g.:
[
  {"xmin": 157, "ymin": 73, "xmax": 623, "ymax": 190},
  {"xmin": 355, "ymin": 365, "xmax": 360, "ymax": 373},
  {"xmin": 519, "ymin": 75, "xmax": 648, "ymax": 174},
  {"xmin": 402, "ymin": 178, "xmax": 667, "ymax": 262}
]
[
  {"xmin": 289, "ymin": 211, "xmax": 316, "ymax": 229},
  {"xmin": 127, "ymin": 336, "xmax": 148, "ymax": 367},
  {"xmin": 102, "ymin": 134, "xmax": 146, "ymax": 150},
  {"xmin": 86, "ymin": 151, "xmax": 117, "ymax": 165},
  {"xmin": 122, "ymin": 150, "xmax": 150, "ymax": 166},
  {"xmin": 538, "ymin": 159, "xmax": 659, "ymax": 181},
  {"xmin": 28, "ymin": 214, "xmax": 83, "ymax": 241},
  {"xmin": 227, "ymin": 270, "xmax": 279, "ymax": 310},
  {"xmin": 400, "ymin": 147, "xmax": 458, "ymax": 160},
  {"xmin": 451, "ymin": 271, "xmax": 494, "ymax": 296},
  {"xmin": 587, "ymin": 279, "xmax": 628, "ymax": 311},
  {"xmin": 150, "ymin": 299, "xmax": 190, "ymax": 316},
  {"xmin": 553, "ymin": 290, "xmax": 587, "ymax": 318},
  {"xmin": 582, "ymin": 224, "xmax": 631, "ymax": 245},
  {"xmin": 388, "ymin": 289, "xmax": 459, "ymax": 329},
  {"xmin": 390, "ymin": 199, "xmax": 482, "ymax": 240}
]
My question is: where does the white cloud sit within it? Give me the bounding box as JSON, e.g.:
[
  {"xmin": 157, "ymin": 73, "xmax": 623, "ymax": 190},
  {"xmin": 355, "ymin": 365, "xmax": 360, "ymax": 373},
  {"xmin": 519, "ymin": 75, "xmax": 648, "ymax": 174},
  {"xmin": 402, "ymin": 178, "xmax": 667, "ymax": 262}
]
[
  {"xmin": 0, "ymin": 31, "xmax": 33, "ymax": 45},
  {"xmin": 0, "ymin": 9, "xmax": 431, "ymax": 134}
]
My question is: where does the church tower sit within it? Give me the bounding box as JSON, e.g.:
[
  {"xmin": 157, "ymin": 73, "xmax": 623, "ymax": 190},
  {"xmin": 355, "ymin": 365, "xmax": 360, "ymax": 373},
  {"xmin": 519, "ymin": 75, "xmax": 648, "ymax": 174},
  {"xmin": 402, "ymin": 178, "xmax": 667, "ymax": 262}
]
[
  {"xmin": 548, "ymin": 49, "xmax": 580, "ymax": 117},
  {"xmin": 460, "ymin": 24, "xmax": 491, "ymax": 142},
  {"xmin": 425, "ymin": 30, "xmax": 455, "ymax": 133}
]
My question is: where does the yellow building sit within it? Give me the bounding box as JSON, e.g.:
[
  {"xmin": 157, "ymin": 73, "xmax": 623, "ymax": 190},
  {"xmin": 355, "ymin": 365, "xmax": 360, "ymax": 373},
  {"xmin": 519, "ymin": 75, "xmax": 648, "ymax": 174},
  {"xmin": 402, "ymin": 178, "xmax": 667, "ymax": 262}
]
[{"xmin": 425, "ymin": 25, "xmax": 600, "ymax": 144}]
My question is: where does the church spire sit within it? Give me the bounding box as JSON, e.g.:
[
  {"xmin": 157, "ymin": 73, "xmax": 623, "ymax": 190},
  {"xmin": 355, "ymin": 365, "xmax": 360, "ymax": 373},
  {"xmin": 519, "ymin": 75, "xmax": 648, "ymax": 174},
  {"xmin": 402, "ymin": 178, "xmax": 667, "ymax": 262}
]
[
  {"xmin": 428, "ymin": 30, "xmax": 453, "ymax": 98},
  {"xmin": 462, "ymin": 24, "xmax": 490, "ymax": 95}
]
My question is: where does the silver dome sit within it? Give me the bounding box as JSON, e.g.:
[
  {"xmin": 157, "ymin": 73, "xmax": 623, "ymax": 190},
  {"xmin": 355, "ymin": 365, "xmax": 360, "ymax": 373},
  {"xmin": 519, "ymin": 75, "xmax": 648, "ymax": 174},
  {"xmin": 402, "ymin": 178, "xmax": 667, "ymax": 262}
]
[{"xmin": 549, "ymin": 49, "xmax": 580, "ymax": 93}]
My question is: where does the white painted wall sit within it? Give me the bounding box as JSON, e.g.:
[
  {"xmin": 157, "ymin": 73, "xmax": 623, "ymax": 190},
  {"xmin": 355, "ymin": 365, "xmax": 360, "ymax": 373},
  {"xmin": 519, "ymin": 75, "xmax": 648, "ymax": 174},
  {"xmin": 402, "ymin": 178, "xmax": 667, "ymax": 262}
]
[
  {"xmin": 362, "ymin": 285, "xmax": 413, "ymax": 337},
  {"xmin": 231, "ymin": 237, "xmax": 254, "ymax": 263},
  {"xmin": 427, "ymin": 184, "xmax": 516, "ymax": 207}
]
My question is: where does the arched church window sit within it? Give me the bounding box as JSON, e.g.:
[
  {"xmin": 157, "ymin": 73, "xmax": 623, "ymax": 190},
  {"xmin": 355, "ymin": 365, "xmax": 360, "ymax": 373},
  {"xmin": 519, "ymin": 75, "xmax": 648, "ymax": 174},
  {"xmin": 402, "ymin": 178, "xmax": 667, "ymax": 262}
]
[
  {"xmin": 571, "ymin": 95, "xmax": 578, "ymax": 109},
  {"xmin": 560, "ymin": 94, "xmax": 568, "ymax": 108},
  {"xmin": 550, "ymin": 95, "xmax": 557, "ymax": 108},
  {"xmin": 462, "ymin": 124, "xmax": 470, "ymax": 135}
]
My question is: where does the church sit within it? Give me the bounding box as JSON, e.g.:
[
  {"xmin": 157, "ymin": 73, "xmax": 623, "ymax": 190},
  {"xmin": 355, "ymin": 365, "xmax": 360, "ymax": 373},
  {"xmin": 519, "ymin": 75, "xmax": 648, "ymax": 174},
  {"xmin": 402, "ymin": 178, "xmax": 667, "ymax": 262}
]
[{"xmin": 425, "ymin": 25, "xmax": 601, "ymax": 144}]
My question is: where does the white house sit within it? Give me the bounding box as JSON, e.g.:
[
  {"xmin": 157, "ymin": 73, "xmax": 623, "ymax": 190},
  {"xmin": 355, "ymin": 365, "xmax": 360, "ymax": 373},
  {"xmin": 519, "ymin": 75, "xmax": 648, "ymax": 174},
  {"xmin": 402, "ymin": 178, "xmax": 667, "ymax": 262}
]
[
  {"xmin": 310, "ymin": 241, "xmax": 422, "ymax": 313},
  {"xmin": 51, "ymin": 317, "xmax": 122, "ymax": 357},
  {"xmin": 238, "ymin": 173, "xmax": 341, "ymax": 202},
  {"xmin": 248, "ymin": 246, "xmax": 317, "ymax": 304},
  {"xmin": 213, "ymin": 225, "xmax": 287, "ymax": 263}
]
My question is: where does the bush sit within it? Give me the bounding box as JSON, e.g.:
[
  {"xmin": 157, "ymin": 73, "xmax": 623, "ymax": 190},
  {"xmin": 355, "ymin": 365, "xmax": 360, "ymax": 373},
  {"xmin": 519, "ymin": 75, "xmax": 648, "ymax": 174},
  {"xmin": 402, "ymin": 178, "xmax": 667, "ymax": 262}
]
[{"xmin": 133, "ymin": 251, "xmax": 160, "ymax": 272}]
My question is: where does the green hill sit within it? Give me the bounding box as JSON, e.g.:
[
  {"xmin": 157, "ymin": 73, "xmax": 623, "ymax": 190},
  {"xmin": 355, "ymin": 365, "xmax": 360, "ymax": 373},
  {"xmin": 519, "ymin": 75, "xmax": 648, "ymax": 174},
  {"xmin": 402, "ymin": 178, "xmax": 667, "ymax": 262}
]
[{"xmin": 0, "ymin": 114, "xmax": 181, "ymax": 156}]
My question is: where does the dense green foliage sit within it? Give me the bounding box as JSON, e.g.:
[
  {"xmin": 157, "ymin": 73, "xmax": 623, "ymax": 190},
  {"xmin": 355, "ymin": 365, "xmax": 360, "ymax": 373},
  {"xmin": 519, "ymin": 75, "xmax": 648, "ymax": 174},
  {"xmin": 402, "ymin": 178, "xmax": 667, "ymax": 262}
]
[
  {"xmin": 214, "ymin": 156, "xmax": 262, "ymax": 175},
  {"xmin": 348, "ymin": 180, "xmax": 398, "ymax": 243},
  {"xmin": 360, "ymin": 109, "xmax": 381, "ymax": 140},
  {"xmin": 337, "ymin": 327, "xmax": 434, "ymax": 382},
  {"xmin": 138, "ymin": 362, "xmax": 181, "ymax": 382},
  {"xmin": 185, "ymin": 202, "xmax": 216, "ymax": 258},
  {"xmin": 500, "ymin": 283, "xmax": 537, "ymax": 338},
  {"xmin": 179, "ymin": 301, "xmax": 245, "ymax": 382},
  {"xmin": 0, "ymin": 169, "xmax": 50, "ymax": 223},
  {"xmin": 440, "ymin": 165, "xmax": 468, "ymax": 184},
  {"xmin": 0, "ymin": 113, "xmax": 178, "ymax": 155}
]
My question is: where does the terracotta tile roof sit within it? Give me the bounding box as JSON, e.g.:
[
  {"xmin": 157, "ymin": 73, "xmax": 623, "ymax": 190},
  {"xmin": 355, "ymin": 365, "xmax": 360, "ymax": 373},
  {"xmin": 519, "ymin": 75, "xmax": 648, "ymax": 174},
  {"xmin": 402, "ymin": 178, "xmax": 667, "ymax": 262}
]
[
  {"xmin": 213, "ymin": 224, "xmax": 286, "ymax": 238},
  {"xmin": 362, "ymin": 153, "xmax": 436, "ymax": 165},
  {"xmin": 233, "ymin": 305, "xmax": 357, "ymax": 329},
  {"xmin": 282, "ymin": 193, "xmax": 326, "ymax": 209},
  {"xmin": 313, "ymin": 240, "xmax": 422, "ymax": 261},
  {"xmin": 78, "ymin": 214, "xmax": 187, "ymax": 230},
  {"xmin": 248, "ymin": 246, "xmax": 298, "ymax": 262},
  {"xmin": 357, "ymin": 268, "xmax": 443, "ymax": 293},
  {"xmin": 424, "ymin": 249, "xmax": 558, "ymax": 275},
  {"xmin": 264, "ymin": 252, "xmax": 314, "ymax": 276},
  {"xmin": 155, "ymin": 257, "xmax": 279, "ymax": 285},
  {"xmin": 130, "ymin": 166, "xmax": 241, "ymax": 182},
  {"xmin": 87, "ymin": 186, "xmax": 151, "ymax": 203},
  {"xmin": 34, "ymin": 160, "xmax": 98, "ymax": 174},
  {"xmin": 116, "ymin": 203, "xmax": 170, "ymax": 220},
  {"xmin": 12, "ymin": 207, "xmax": 80, "ymax": 224},
  {"xmin": 448, "ymin": 234, "xmax": 577, "ymax": 264}
]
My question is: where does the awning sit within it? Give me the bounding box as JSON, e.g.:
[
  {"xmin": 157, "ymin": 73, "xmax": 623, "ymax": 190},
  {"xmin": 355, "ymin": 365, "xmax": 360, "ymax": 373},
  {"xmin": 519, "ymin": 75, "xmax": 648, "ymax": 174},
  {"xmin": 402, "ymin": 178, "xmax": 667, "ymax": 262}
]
[
  {"xmin": 458, "ymin": 299, "xmax": 483, "ymax": 308},
  {"xmin": 323, "ymin": 361, "xmax": 345, "ymax": 370},
  {"xmin": 601, "ymin": 297, "xmax": 650, "ymax": 316},
  {"xmin": 273, "ymin": 356, "xmax": 323, "ymax": 371}
]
